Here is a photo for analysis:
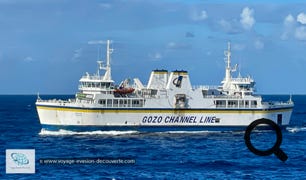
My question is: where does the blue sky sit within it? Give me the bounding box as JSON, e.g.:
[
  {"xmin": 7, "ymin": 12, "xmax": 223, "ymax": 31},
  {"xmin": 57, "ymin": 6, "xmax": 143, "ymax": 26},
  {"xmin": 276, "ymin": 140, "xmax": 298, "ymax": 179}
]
[{"xmin": 1, "ymin": 0, "xmax": 306, "ymax": 94}]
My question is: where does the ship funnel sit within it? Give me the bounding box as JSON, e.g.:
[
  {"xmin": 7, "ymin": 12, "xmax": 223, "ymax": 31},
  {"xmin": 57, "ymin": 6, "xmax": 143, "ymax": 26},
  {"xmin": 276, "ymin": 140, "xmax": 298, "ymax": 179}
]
[
  {"xmin": 147, "ymin": 70, "xmax": 168, "ymax": 89},
  {"xmin": 166, "ymin": 70, "xmax": 192, "ymax": 90}
]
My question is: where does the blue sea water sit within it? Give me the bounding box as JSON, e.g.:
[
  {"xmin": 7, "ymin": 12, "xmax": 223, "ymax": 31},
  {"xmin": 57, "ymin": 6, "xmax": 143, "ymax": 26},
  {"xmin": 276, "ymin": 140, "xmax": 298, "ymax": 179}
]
[{"xmin": 1, "ymin": 95, "xmax": 306, "ymax": 179}]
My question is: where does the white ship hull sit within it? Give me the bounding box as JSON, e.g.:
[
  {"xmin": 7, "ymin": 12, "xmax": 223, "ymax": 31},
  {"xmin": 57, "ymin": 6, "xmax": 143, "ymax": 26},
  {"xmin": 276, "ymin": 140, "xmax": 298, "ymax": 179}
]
[
  {"xmin": 36, "ymin": 104, "xmax": 293, "ymax": 132},
  {"xmin": 36, "ymin": 41, "xmax": 294, "ymax": 132}
]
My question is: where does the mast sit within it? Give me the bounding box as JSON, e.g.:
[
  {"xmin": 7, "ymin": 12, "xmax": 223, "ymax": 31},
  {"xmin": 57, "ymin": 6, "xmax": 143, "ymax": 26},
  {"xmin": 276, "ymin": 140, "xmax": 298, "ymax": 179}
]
[
  {"xmin": 224, "ymin": 42, "xmax": 231, "ymax": 83},
  {"xmin": 103, "ymin": 40, "xmax": 113, "ymax": 81}
]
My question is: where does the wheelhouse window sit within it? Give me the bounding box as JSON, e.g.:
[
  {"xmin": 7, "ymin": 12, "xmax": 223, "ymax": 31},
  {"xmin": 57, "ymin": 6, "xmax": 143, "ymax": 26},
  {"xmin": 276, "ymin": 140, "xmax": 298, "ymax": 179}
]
[
  {"xmin": 216, "ymin": 100, "xmax": 226, "ymax": 107},
  {"xmin": 251, "ymin": 100, "xmax": 257, "ymax": 108},
  {"xmin": 239, "ymin": 100, "xmax": 244, "ymax": 107},
  {"xmin": 98, "ymin": 99, "xmax": 106, "ymax": 106},
  {"xmin": 228, "ymin": 100, "xmax": 238, "ymax": 107},
  {"xmin": 113, "ymin": 99, "xmax": 119, "ymax": 107},
  {"xmin": 245, "ymin": 101, "xmax": 249, "ymax": 107},
  {"xmin": 107, "ymin": 99, "xmax": 112, "ymax": 107}
]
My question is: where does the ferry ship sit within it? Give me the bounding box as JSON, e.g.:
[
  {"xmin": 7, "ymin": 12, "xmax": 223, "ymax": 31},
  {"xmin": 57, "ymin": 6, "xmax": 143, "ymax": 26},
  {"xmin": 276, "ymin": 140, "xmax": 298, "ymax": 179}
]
[{"xmin": 36, "ymin": 40, "xmax": 294, "ymax": 132}]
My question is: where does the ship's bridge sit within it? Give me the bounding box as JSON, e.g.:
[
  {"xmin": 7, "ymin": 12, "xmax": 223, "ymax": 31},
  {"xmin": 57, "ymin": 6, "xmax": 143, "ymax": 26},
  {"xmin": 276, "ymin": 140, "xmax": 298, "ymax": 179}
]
[
  {"xmin": 79, "ymin": 73, "xmax": 114, "ymax": 93},
  {"xmin": 220, "ymin": 42, "xmax": 256, "ymax": 97},
  {"xmin": 78, "ymin": 40, "xmax": 115, "ymax": 95},
  {"xmin": 229, "ymin": 76, "xmax": 255, "ymax": 93}
]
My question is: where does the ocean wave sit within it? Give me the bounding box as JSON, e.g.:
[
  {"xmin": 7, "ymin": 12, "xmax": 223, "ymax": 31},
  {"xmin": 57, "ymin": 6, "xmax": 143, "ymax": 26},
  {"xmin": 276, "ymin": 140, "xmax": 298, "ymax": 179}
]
[
  {"xmin": 39, "ymin": 129, "xmax": 139, "ymax": 136},
  {"xmin": 286, "ymin": 127, "xmax": 306, "ymax": 133},
  {"xmin": 163, "ymin": 130, "xmax": 216, "ymax": 134}
]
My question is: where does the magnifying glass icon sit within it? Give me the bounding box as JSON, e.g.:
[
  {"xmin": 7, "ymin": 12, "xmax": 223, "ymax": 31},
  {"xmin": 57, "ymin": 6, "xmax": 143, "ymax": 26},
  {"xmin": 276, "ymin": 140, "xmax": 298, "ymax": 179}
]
[{"xmin": 244, "ymin": 118, "xmax": 288, "ymax": 162}]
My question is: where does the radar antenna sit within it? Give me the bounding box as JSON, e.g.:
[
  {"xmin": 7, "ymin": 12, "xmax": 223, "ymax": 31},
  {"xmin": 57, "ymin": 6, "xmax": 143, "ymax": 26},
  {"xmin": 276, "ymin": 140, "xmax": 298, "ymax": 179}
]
[{"xmin": 95, "ymin": 40, "xmax": 113, "ymax": 80}]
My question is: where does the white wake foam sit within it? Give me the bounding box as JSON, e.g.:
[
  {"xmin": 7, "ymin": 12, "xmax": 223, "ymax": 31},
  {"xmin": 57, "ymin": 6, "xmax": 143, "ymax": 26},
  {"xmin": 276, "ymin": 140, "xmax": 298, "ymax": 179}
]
[
  {"xmin": 286, "ymin": 127, "xmax": 306, "ymax": 133},
  {"xmin": 39, "ymin": 129, "xmax": 246, "ymax": 136},
  {"xmin": 163, "ymin": 130, "xmax": 219, "ymax": 134},
  {"xmin": 39, "ymin": 129, "xmax": 139, "ymax": 136}
]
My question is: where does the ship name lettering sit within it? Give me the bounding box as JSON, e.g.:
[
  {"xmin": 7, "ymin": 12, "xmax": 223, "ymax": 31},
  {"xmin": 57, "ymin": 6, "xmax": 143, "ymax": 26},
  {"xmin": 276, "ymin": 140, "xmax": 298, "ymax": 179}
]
[
  {"xmin": 164, "ymin": 116, "xmax": 197, "ymax": 123},
  {"xmin": 200, "ymin": 116, "xmax": 216, "ymax": 123},
  {"xmin": 142, "ymin": 115, "xmax": 217, "ymax": 124},
  {"xmin": 142, "ymin": 116, "xmax": 163, "ymax": 123}
]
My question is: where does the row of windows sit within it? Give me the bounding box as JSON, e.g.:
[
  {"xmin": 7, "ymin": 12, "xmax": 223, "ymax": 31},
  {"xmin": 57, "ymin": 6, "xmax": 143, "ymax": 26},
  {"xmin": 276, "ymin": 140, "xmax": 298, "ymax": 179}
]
[
  {"xmin": 80, "ymin": 82, "xmax": 113, "ymax": 88},
  {"xmin": 97, "ymin": 99, "xmax": 144, "ymax": 107},
  {"xmin": 215, "ymin": 100, "xmax": 258, "ymax": 108}
]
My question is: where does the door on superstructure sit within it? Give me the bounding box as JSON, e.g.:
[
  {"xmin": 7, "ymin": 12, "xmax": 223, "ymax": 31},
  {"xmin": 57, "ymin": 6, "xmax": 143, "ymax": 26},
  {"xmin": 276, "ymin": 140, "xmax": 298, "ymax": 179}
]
[{"xmin": 174, "ymin": 94, "xmax": 187, "ymax": 108}]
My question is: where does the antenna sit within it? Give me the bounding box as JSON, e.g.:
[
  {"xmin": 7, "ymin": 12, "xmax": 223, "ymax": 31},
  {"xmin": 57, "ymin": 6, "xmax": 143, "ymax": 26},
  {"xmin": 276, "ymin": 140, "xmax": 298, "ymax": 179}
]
[
  {"xmin": 97, "ymin": 61, "xmax": 103, "ymax": 76},
  {"xmin": 224, "ymin": 41, "xmax": 232, "ymax": 82},
  {"xmin": 103, "ymin": 40, "xmax": 113, "ymax": 80},
  {"xmin": 106, "ymin": 40, "xmax": 114, "ymax": 67},
  {"xmin": 232, "ymin": 64, "xmax": 238, "ymax": 72},
  {"xmin": 224, "ymin": 42, "xmax": 231, "ymax": 69}
]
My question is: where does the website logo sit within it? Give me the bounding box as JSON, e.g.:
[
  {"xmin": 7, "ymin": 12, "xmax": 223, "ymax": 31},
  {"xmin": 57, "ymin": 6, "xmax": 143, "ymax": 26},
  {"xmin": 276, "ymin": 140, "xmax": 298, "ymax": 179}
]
[
  {"xmin": 6, "ymin": 149, "xmax": 35, "ymax": 174},
  {"xmin": 11, "ymin": 152, "xmax": 30, "ymax": 165}
]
